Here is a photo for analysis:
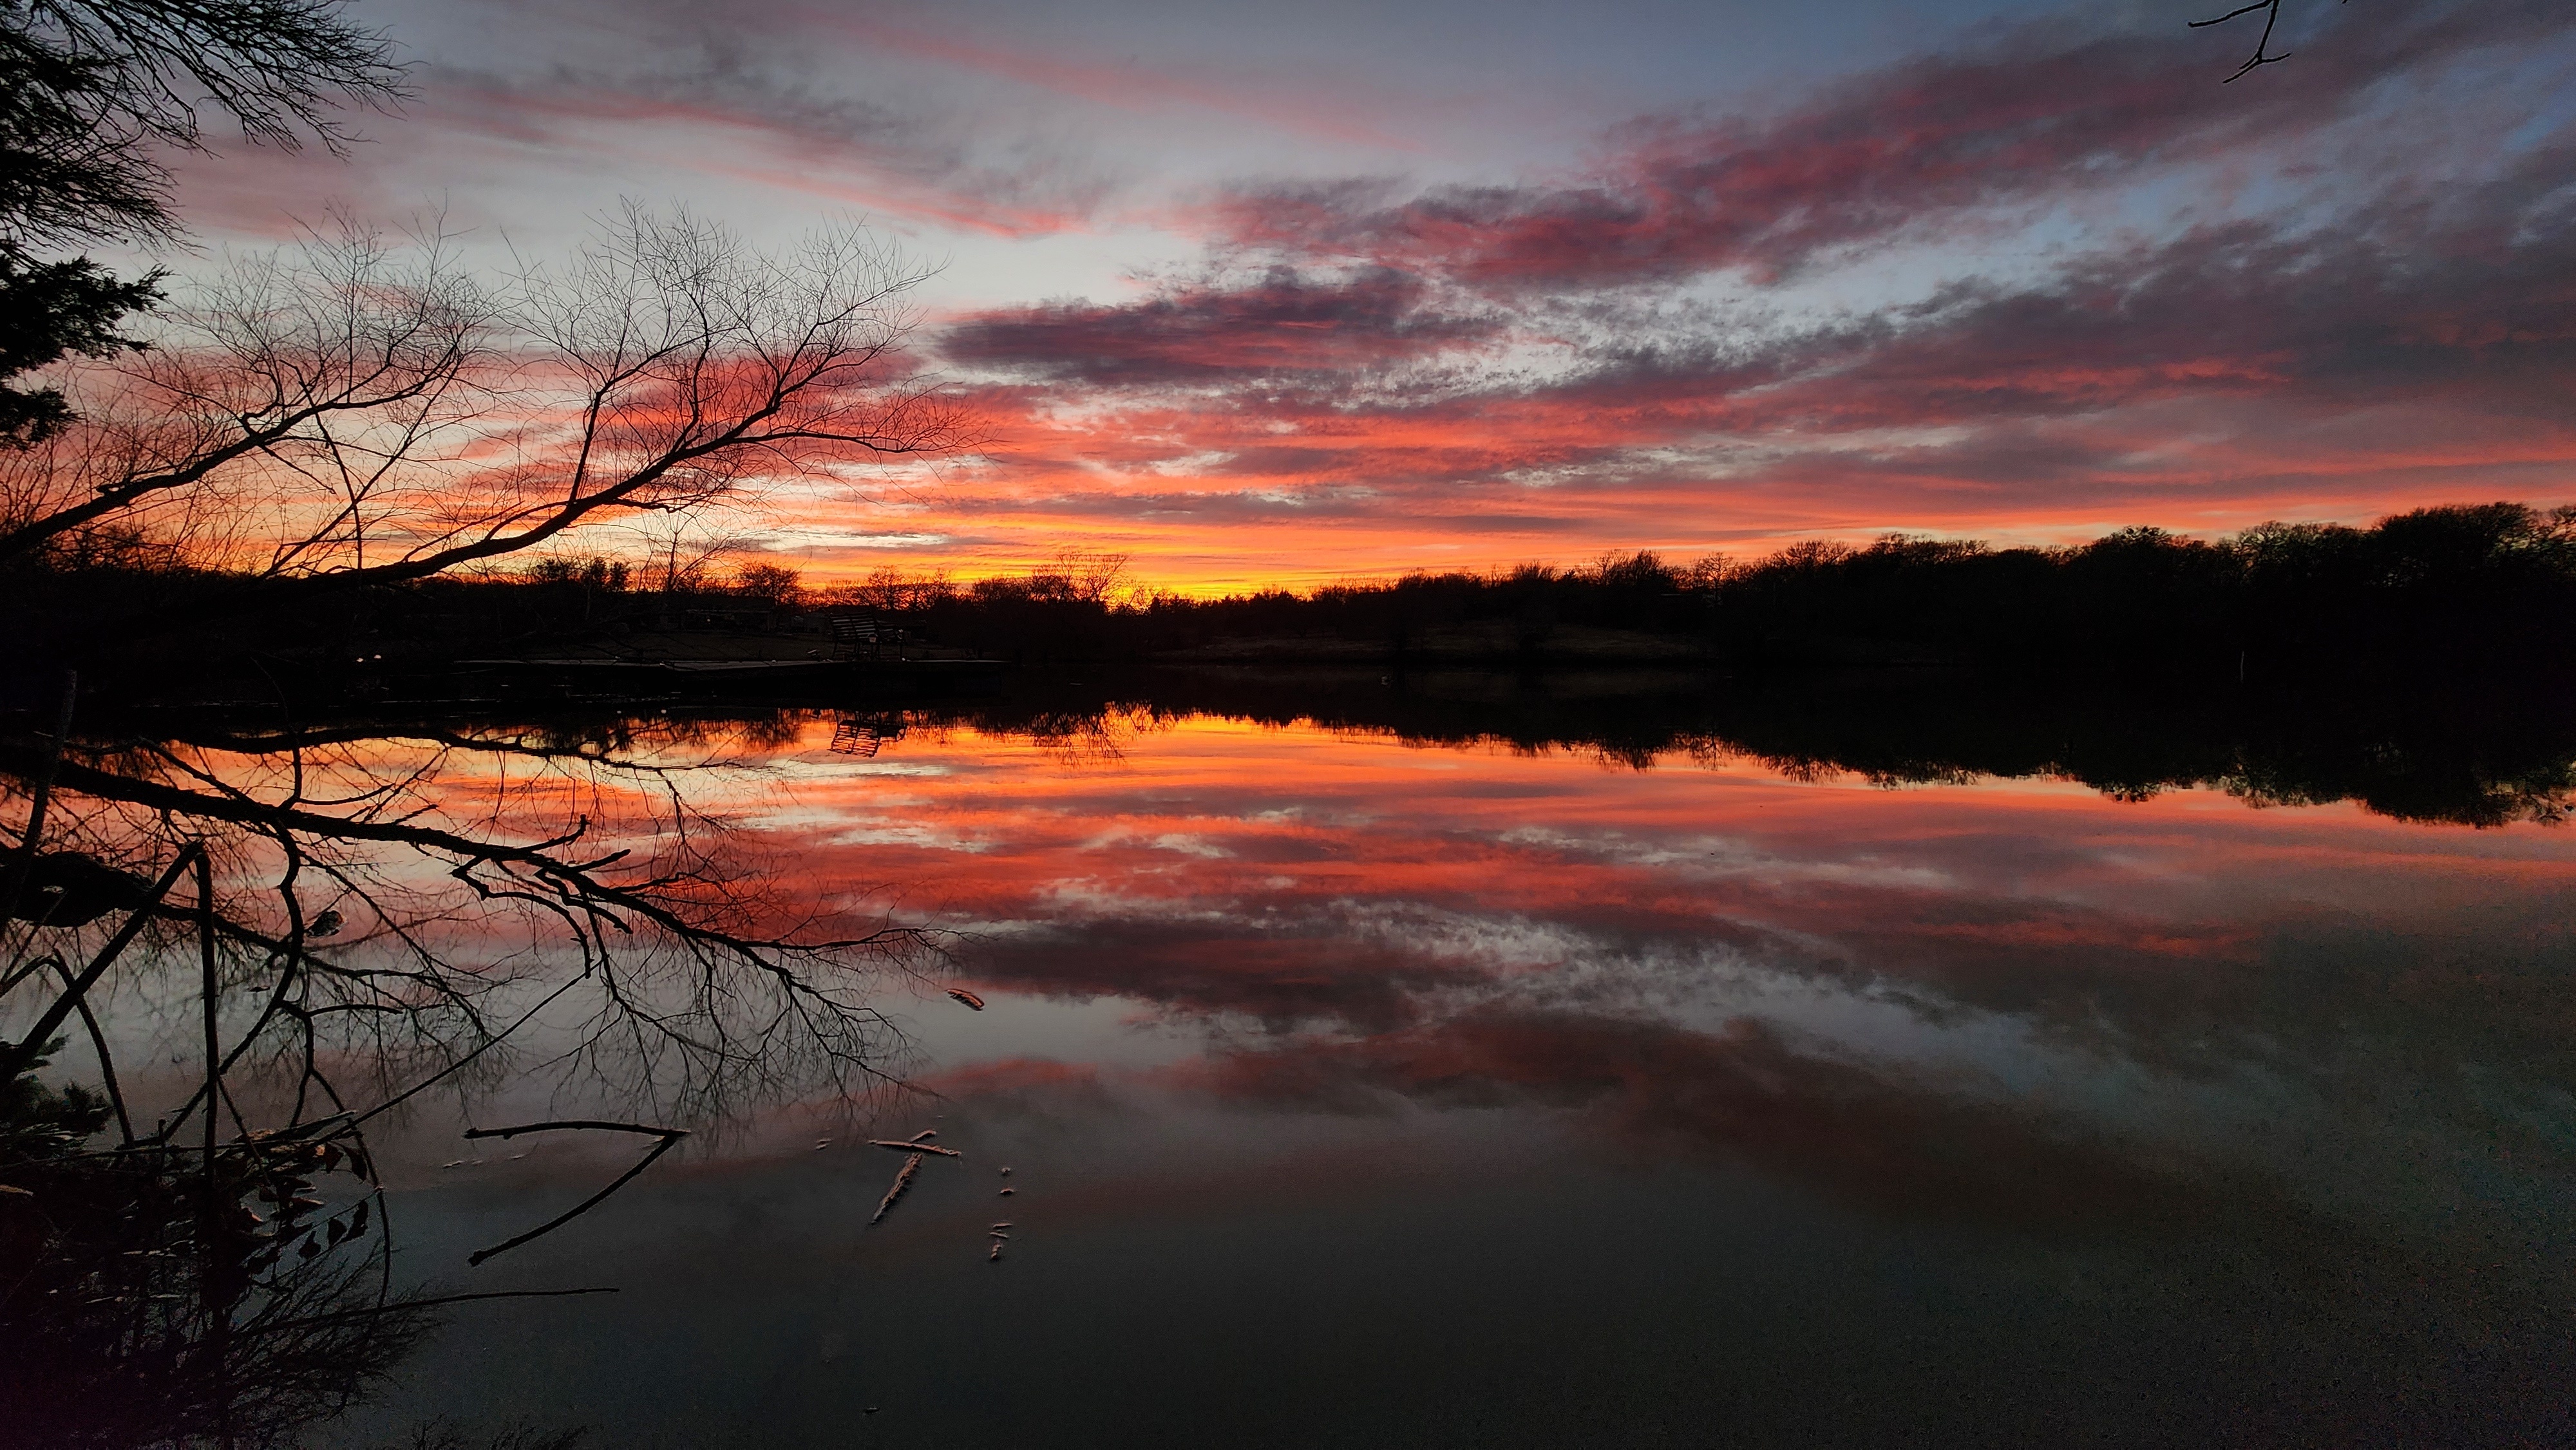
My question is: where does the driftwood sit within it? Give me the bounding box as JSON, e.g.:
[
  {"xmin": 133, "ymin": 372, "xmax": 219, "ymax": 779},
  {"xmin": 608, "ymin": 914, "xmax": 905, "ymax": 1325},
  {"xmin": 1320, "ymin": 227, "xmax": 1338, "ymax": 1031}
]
[
  {"xmin": 947, "ymin": 988, "xmax": 986, "ymax": 1011},
  {"xmin": 868, "ymin": 1139, "xmax": 960, "ymax": 1157},
  {"xmin": 869, "ymin": 1153, "xmax": 923, "ymax": 1226}
]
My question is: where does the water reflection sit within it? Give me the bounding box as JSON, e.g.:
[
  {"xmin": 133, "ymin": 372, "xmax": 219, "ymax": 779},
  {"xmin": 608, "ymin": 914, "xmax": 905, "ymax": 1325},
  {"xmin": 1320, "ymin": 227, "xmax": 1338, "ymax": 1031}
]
[
  {"xmin": 1, "ymin": 710, "xmax": 936, "ymax": 1449},
  {"xmin": 8, "ymin": 672, "xmax": 2575, "ymax": 1445}
]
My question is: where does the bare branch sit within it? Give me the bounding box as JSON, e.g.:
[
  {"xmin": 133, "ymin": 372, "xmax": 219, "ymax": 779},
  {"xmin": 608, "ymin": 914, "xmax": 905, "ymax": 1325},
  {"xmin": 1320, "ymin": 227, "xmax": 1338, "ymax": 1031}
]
[
  {"xmin": 2188, "ymin": 0, "xmax": 2350, "ymax": 82},
  {"xmin": 4, "ymin": 207, "xmax": 964, "ymax": 611}
]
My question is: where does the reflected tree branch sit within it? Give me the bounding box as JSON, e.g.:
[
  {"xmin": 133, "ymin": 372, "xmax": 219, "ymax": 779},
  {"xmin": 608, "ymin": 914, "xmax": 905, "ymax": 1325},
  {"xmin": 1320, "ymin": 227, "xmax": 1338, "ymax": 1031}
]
[
  {"xmin": 457, "ymin": 1120, "xmax": 688, "ymax": 1266},
  {"xmin": 1, "ymin": 700, "xmax": 940, "ymax": 1443}
]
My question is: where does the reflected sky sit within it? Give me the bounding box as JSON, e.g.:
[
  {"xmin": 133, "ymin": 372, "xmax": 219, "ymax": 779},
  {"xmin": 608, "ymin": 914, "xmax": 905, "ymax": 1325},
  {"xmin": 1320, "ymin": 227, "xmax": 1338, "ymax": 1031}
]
[{"xmin": 314, "ymin": 710, "xmax": 2576, "ymax": 1447}]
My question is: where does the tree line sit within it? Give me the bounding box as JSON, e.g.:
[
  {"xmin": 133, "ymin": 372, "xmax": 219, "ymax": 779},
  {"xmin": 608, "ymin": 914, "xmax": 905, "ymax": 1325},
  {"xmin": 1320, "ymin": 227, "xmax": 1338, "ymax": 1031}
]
[{"xmin": 710, "ymin": 501, "xmax": 2576, "ymax": 679}]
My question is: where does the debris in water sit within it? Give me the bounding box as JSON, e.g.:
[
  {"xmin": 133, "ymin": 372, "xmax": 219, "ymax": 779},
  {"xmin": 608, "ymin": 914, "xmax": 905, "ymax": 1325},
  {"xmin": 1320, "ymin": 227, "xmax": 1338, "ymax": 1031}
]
[
  {"xmin": 999, "ymin": 1166, "xmax": 1012, "ymax": 1176},
  {"xmin": 947, "ymin": 987, "xmax": 987, "ymax": 1011},
  {"xmin": 989, "ymin": 1241, "xmax": 1003, "ymax": 1261},
  {"xmin": 439, "ymin": 1160, "xmax": 464, "ymax": 1169},
  {"xmin": 869, "ymin": 1139, "xmax": 961, "ymax": 1157},
  {"xmin": 909, "ymin": 1129, "xmax": 938, "ymax": 1142},
  {"xmin": 869, "ymin": 1153, "xmax": 923, "ymax": 1226},
  {"xmin": 990, "ymin": 1221, "xmax": 1013, "ymax": 1230},
  {"xmin": 813, "ymin": 1139, "xmax": 831, "ymax": 1151},
  {"xmin": 999, "ymin": 1186, "xmax": 1015, "ymax": 1196}
]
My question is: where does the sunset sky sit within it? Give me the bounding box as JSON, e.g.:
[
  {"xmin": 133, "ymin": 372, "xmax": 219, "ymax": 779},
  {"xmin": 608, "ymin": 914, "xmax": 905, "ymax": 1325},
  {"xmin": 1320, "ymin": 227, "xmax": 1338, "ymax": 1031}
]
[{"xmin": 162, "ymin": 0, "xmax": 2576, "ymax": 592}]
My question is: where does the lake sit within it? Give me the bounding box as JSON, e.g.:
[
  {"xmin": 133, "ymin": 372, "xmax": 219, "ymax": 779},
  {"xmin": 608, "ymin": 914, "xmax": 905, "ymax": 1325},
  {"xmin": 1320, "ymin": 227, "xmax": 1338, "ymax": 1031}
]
[{"xmin": 22, "ymin": 673, "xmax": 2576, "ymax": 1447}]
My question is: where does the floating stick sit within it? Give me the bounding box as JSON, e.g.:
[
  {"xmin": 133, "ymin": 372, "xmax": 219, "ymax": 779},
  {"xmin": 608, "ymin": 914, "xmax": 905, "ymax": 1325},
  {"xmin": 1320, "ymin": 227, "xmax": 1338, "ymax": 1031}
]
[
  {"xmin": 869, "ymin": 1140, "xmax": 961, "ymax": 1157},
  {"xmin": 869, "ymin": 1153, "xmax": 923, "ymax": 1226},
  {"xmin": 947, "ymin": 988, "xmax": 987, "ymax": 1011}
]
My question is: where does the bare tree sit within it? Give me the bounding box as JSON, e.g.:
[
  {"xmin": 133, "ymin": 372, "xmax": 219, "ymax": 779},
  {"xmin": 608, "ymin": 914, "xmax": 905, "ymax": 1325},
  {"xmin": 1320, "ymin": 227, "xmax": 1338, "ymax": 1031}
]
[
  {"xmin": 0, "ymin": 203, "xmax": 963, "ymax": 595},
  {"xmin": 1002, "ymin": 548, "xmax": 1131, "ymax": 607},
  {"xmin": 730, "ymin": 561, "xmax": 806, "ymax": 607},
  {"xmin": 1, "ymin": 0, "xmax": 410, "ymax": 450},
  {"xmin": 629, "ymin": 512, "xmax": 755, "ymax": 596},
  {"xmin": 0, "ymin": 201, "xmax": 967, "ymax": 1445},
  {"xmin": 3, "ymin": 0, "xmax": 406, "ymax": 249}
]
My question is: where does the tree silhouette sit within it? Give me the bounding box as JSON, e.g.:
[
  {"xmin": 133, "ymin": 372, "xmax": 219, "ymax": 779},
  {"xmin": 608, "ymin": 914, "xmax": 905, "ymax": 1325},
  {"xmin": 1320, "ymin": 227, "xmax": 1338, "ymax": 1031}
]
[
  {"xmin": 0, "ymin": 0, "xmax": 405, "ymax": 446},
  {"xmin": 1, "ymin": 206, "xmax": 960, "ymax": 601}
]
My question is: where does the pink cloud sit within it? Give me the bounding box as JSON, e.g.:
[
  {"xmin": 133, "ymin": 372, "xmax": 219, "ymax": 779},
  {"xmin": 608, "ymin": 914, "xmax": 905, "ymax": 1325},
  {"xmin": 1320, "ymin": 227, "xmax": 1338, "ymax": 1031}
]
[{"xmin": 1203, "ymin": 1, "xmax": 2570, "ymax": 287}]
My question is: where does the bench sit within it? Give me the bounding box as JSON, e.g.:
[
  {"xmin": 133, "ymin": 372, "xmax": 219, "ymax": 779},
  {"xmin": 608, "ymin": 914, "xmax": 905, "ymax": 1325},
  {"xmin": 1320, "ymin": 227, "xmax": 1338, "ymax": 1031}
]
[
  {"xmin": 826, "ymin": 612, "xmax": 883, "ymax": 660},
  {"xmin": 829, "ymin": 720, "xmax": 882, "ymax": 757}
]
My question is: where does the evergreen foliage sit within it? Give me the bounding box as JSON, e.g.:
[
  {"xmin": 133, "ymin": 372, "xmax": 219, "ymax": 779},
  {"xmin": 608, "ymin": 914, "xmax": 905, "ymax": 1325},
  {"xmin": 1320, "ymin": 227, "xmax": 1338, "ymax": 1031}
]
[{"xmin": 0, "ymin": 0, "xmax": 402, "ymax": 444}]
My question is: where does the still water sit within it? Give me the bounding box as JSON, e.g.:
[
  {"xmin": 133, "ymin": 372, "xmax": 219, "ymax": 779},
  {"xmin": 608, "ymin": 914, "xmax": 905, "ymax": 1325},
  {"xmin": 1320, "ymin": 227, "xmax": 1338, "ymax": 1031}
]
[{"xmin": 252, "ymin": 698, "xmax": 2576, "ymax": 1445}]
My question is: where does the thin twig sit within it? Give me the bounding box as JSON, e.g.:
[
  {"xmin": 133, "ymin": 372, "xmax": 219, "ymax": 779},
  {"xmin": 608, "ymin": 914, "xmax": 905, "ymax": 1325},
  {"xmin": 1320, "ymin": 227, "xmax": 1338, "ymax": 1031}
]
[{"xmin": 2188, "ymin": 0, "xmax": 2347, "ymax": 82}]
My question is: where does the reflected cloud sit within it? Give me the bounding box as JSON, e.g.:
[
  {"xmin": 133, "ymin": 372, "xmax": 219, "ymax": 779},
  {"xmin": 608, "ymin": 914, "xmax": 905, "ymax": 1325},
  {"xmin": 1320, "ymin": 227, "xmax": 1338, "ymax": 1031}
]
[
  {"xmin": 712, "ymin": 692, "xmax": 2576, "ymax": 1250},
  {"xmin": 23, "ymin": 686, "xmax": 2570, "ymax": 1441},
  {"xmin": 1175, "ymin": 1010, "xmax": 2314, "ymax": 1236}
]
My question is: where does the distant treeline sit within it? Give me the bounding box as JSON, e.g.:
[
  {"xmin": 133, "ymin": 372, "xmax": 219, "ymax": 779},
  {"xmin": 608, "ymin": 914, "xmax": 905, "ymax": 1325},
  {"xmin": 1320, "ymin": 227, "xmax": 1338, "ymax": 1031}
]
[
  {"xmin": 839, "ymin": 502, "xmax": 2576, "ymax": 677},
  {"xmin": 10, "ymin": 502, "xmax": 2575, "ymax": 690}
]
